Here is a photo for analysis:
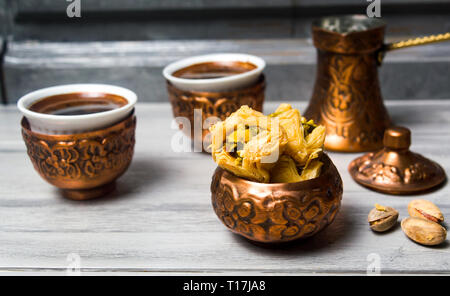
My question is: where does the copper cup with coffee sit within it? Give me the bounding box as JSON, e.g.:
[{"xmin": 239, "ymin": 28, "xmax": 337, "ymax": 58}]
[
  {"xmin": 17, "ymin": 84, "xmax": 137, "ymax": 200},
  {"xmin": 163, "ymin": 53, "xmax": 266, "ymax": 152}
]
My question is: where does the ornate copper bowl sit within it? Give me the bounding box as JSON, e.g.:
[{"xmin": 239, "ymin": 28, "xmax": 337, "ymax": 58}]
[
  {"xmin": 211, "ymin": 154, "xmax": 343, "ymax": 243},
  {"xmin": 21, "ymin": 112, "xmax": 136, "ymax": 200},
  {"xmin": 166, "ymin": 75, "xmax": 265, "ymax": 152}
]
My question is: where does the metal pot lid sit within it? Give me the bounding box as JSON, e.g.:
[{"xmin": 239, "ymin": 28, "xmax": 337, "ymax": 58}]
[{"xmin": 348, "ymin": 126, "xmax": 446, "ymax": 195}]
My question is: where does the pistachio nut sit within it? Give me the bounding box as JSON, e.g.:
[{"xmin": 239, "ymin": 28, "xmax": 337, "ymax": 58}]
[
  {"xmin": 368, "ymin": 204, "xmax": 399, "ymax": 232},
  {"xmin": 408, "ymin": 199, "xmax": 444, "ymax": 223},
  {"xmin": 401, "ymin": 217, "xmax": 447, "ymax": 246}
]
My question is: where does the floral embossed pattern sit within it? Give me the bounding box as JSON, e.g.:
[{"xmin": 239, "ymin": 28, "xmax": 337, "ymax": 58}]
[
  {"xmin": 211, "ymin": 154, "xmax": 343, "ymax": 243},
  {"xmin": 21, "ymin": 115, "xmax": 136, "ymax": 190}
]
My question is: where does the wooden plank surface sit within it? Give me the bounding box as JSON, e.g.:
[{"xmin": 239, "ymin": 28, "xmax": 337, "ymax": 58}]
[{"xmin": 0, "ymin": 101, "xmax": 449, "ymax": 275}]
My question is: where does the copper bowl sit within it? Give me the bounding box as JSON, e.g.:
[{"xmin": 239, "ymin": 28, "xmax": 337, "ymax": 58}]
[
  {"xmin": 167, "ymin": 75, "xmax": 265, "ymax": 152},
  {"xmin": 21, "ymin": 112, "xmax": 136, "ymax": 200},
  {"xmin": 211, "ymin": 154, "xmax": 343, "ymax": 243}
]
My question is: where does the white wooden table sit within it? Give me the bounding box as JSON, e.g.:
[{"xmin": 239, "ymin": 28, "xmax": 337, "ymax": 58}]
[{"xmin": 0, "ymin": 101, "xmax": 449, "ymax": 275}]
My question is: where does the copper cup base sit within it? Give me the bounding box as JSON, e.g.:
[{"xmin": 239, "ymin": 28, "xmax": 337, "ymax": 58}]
[
  {"xmin": 22, "ymin": 112, "xmax": 136, "ymax": 201},
  {"xmin": 61, "ymin": 181, "xmax": 116, "ymax": 201}
]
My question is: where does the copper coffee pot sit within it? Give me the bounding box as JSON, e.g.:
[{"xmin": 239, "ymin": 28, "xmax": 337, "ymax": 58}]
[{"xmin": 305, "ymin": 15, "xmax": 450, "ymax": 152}]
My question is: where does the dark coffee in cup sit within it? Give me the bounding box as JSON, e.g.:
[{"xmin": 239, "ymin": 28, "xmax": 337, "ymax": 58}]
[
  {"xmin": 28, "ymin": 92, "xmax": 128, "ymax": 116},
  {"xmin": 172, "ymin": 61, "xmax": 257, "ymax": 80}
]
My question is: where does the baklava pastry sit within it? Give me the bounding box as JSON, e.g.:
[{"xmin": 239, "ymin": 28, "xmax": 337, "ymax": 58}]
[
  {"xmin": 210, "ymin": 106, "xmax": 287, "ymax": 183},
  {"xmin": 270, "ymin": 103, "xmax": 325, "ymax": 167},
  {"xmin": 210, "ymin": 104, "xmax": 325, "ymax": 183}
]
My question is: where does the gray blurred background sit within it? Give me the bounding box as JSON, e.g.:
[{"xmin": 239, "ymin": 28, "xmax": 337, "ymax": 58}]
[{"xmin": 0, "ymin": 0, "xmax": 449, "ymax": 104}]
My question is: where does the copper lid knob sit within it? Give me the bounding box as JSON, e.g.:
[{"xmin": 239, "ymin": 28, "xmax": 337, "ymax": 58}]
[
  {"xmin": 348, "ymin": 126, "xmax": 446, "ymax": 195},
  {"xmin": 383, "ymin": 126, "xmax": 411, "ymax": 149},
  {"xmin": 383, "ymin": 127, "xmax": 411, "ymax": 149}
]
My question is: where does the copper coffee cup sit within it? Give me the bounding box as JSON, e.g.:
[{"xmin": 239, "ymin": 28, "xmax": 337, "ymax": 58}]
[
  {"xmin": 21, "ymin": 112, "xmax": 136, "ymax": 200},
  {"xmin": 18, "ymin": 84, "xmax": 137, "ymax": 200},
  {"xmin": 164, "ymin": 54, "xmax": 266, "ymax": 152}
]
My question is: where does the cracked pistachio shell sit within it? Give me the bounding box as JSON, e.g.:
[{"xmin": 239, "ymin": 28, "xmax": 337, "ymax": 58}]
[
  {"xmin": 401, "ymin": 217, "xmax": 447, "ymax": 246},
  {"xmin": 408, "ymin": 199, "xmax": 444, "ymax": 223},
  {"xmin": 368, "ymin": 205, "xmax": 399, "ymax": 232}
]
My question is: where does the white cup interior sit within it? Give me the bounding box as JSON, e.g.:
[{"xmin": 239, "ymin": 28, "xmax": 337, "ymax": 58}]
[
  {"xmin": 17, "ymin": 84, "xmax": 137, "ymax": 135},
  {"xmin": 162, "ymin": 53, "xmax": 266, "ymax": 92}
]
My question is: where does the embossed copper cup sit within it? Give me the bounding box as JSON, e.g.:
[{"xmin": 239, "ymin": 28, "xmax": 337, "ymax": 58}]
[
  {"xmin": 18, "ymin": 84, "xmax": 137, "ymax": 200},
  {"xmin": 211, "ymin": 154, "xmax": 343, "ymax": 243},
  {"xmin": 164, "ymin": 54, "xmax": 266, "ymax": 152},
  {"xmin": 21, "ymin": 111, "xmax": 136, "ymax": 201},
  {"xmin": 167, "ymin": 75, "xmax": 265, "ymax": 152}
]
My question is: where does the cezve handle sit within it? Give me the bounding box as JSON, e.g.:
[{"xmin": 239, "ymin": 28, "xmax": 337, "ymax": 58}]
[{"xmin": 377, "ymin": 32, "xmax": 450, "ymax": 64}]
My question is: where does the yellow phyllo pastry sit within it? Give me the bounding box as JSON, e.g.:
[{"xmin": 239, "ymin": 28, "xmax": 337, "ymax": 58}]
[
  {"xmin": 210, "ymin": 104, "xmax": 325, "ymax": 183},
  {"xmin": 270, "ymin": 155, "xmax": 302, "ymax": 183},
  {"xmin": 210, "ymin": 105, "xmax": 287, "ymax": 183},
  {"xmin": 269, "ymin": 103, "xmax": 325, "ymax": 167}
]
